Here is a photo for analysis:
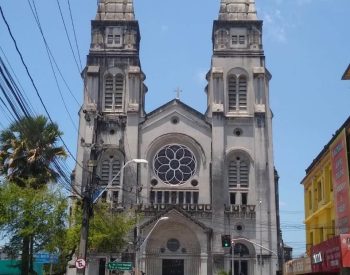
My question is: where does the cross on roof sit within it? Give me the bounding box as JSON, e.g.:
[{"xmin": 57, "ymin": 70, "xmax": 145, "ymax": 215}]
[{"xmin": 174, "ymin": 87, "xmax": 182, "ymax": 100}]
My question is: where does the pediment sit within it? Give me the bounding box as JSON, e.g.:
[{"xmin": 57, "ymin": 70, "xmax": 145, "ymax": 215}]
[
  {"xmin": 139, "ymin": 205, "xmax": 212, "ymax": 234},
  {"xmin": 141, "ymin": 99, "xmax": 211, "ymax": 131}
]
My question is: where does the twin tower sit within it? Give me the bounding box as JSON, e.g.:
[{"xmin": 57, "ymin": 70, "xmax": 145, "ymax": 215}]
[{"xmin": 73, "ymin": 0, "xmax": 281, "ymax": 274}]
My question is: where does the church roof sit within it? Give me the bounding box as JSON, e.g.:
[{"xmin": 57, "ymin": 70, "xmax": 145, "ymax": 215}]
[
  {"xmin": 96, "ymin": 0, "xmax": 135, "ymax": 21},
  {"xmin": 144, "ymin": 99, "xmax": 210, "ymax": 126},
  {"xmin": 219, "ymin": 0, "xmax": 258, "ymax": 20}
]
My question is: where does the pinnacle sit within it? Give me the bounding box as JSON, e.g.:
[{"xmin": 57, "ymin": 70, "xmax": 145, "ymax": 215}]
[
  {"xmin": 96, "ymin": 0, "xmax": 135, "ymax": 21},
  {"xmin": 219, "ymin": 0, "xmax": 258, "ymax": 20}
]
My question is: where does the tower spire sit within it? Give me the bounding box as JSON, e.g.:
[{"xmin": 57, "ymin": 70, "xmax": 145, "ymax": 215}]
[
  {"xmin": 96, "ymin": 0, "xmax": 135, "ymax": 20},
  {"xmin": 219, "ymin": 0, "xmax": 258, "ymax": 20}
]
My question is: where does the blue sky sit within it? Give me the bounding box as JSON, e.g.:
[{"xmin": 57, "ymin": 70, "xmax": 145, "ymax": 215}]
[{"xmin": 0, "ymin": 0, "xmax": 349, "ymax": 256}]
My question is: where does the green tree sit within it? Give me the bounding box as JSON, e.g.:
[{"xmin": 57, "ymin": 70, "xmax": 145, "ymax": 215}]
[
  {"xmin": 0, "ymin": 182, "xmax": 67, "ymax": 274},
  {"xmin": 89, "ymin": 203, "xmax": 136, "ymax": 253},
  {"xmin": 0, "ymin": 115, "xmax": 66, "ymax": 274}
]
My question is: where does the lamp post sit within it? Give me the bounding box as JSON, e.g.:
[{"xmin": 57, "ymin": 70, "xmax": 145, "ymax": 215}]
[
  {"xmin": 137, "ymin": 217, "xmax": 169, "ymax": 274},
  {"xmin": 77, "ymin": 158, "xmax": 148, "ymax": 275}
]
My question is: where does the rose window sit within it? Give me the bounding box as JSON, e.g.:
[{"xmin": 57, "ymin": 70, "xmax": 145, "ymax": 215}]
[{"xmin": 153, "ymin": 144, "xmax": 196, "ymax": 185}]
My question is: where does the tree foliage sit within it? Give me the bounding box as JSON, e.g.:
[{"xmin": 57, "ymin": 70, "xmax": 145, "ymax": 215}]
[
  {"xmin": 0, "ymin": 115, "xmax": 66, "ymax": 189},
  {"xmin": 89, "ymin": 203, "xmax": 137, "ymax": 253},
  {"xmin": 0, "ymin": 115, "xmax": 67, "ymax": 274},
  {"xmin": 0, "ymin": 182, "xmax": 67, "ymax": 257}
]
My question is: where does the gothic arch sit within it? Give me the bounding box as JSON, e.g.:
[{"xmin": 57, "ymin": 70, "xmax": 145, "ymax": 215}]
[
  {"xmin": 227, "ymin": 67, "xmax": 249, "ymax": 79},
  {"xmin": 225, "ymin": 147, "xmax": 254, "ymax": 164}
]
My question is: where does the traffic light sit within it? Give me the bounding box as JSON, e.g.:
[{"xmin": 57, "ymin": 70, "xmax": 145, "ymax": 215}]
[{"xmin": 221, "ymin": 234, "xmax": 231, "ymax": 248}]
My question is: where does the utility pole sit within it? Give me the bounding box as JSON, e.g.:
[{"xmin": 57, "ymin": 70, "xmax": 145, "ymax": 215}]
[{"xmin": 77, "ymin": 148, "xmax": 98, "ymax": 275}]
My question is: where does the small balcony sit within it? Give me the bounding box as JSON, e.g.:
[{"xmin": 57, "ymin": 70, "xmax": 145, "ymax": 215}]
[{"xmin": 224, "ymin": 204, "xmax": 256, "ymax": 219}]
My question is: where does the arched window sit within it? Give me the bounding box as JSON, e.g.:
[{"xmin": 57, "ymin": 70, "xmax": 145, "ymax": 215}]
[
  {"xmin": 231, "ymin": 243, "xmax": 250, "ymax": 275},
  {"xmin": 99, "ymin": 156, "xmax": 121, "ymax": 185},
  {"xmin": 228, "ymin": 155, "xmax": 249, "ymax": 188},
  {"xmin": 104, "ymin": 73, "xmax": 124, "ymax": 111},
  {"xmin": 228, "ymin": 74, "xmax": 247, "ymax": 111}
]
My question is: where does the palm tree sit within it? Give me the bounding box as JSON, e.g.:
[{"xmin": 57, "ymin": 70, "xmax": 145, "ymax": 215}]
[
  {"xmin": 0, "ymin": 115, "xmax": 66, "ymax": 189},
  {"xmin": 0, "ymin": 115, "xmax": 67, "ymax": 274}
]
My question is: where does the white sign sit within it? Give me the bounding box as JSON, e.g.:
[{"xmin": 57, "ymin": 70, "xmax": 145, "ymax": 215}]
[
  {"xmin": 75, "ymin": 258, "xmax": 86, "ymax": 269},
  {"xmin": 312, "ymin": 252, "xmax": 323, "ymax": 264}
]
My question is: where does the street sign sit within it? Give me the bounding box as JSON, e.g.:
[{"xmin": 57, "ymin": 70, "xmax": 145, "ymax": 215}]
[
  {"xmin": 34, "ymin": 252, "xmax": 59, "ymax": 264},
  {"xmin": 107, "ymin": 262, "xmax": 133, "ymax": 271},
  {"xmin": 75, "ymin": 258, "xmax": 86, "ymax": 270}
]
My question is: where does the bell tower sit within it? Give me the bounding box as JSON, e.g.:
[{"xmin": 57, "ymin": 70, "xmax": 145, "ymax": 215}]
[
  {"xmin": 207, "ymin": 0, "xmax": 279, "ymax": 274},
  {"xmin": 74, "ymin": 0, "xmax": 147, "ymax": 208}
]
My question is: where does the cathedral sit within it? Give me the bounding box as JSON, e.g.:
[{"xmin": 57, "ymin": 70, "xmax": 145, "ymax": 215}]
[{"xmin": 72, "ymin": 0, "xmax": 281, "ymax": 274}]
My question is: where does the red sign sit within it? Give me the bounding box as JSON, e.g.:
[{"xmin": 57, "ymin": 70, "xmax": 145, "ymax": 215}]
[
  {"xmin": 311, "ymin": 234, "xmax": 350, "ymax": 273},
  {"xmin": 75, "ymin": 258, "xmax": 86, "ymax": 269},
  {"xmin": 330, "ymin": 129, "xmax": 350, "ymax": 234},
  {"xmin": 340, "ymin": 235, "xmax": 350, "ymax": 267}
]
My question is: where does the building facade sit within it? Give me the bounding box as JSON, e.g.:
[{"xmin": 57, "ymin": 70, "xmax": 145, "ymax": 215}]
[
  {"xmin": 301, "ymin": 116, "xmax": 350, "ymax": 274},
  {"xmin": 71, "ymin": 0, "xmax": 280, "ymax": 274}
]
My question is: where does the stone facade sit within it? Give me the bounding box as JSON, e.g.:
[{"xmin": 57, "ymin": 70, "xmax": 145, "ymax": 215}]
[{"xmin": 71, "ymin": 0, "xmax": 280, "ymax": 274}]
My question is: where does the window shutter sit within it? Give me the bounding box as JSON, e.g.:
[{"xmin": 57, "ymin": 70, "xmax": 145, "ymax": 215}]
[
  {"xmin": 104, "ymin": 75, "xmax": 113, "ymax": 110},
  {"xmin": 239, "ymin": 160, "xmax": 249, "ymax": 187},
  {"xmin": 111, "ymin": 159, "xmax": 121, "ymax": 185},
  {"xmin": 101, "ymin": 160, "xmax": 110, "ymax": 184},
  {"xmin": 238, "ymin": 76, "xmax": 247, "ymax": 110},
  {"xmin": 228, "ymin": 76, "xmax": 237, "ymax": 111},
  {"xmin": 114, "ymin": 74, "xmax": 124, "ymax": 110},
  {"xmin": 228, "ymin": 160, "xmax": 238, "ymax": 186}
]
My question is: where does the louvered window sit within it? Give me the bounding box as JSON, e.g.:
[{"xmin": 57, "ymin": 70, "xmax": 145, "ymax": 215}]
[
  {"xmin": 238, "ymin": 76, "xmax": 247, "ymax": 110},
  {"xmin": 101, "ymin": 160, "xmax": 110, "ymax": 183},
  {"xmin": 228, "ymin": 75, "xmax": 247, "ymax": 111},
  {"xmin": 228, "ymin": 156, "xmax": 249, "ymax": 187},
  {"xmin": 114, "ymin": 74, "xmax": 123, "ymax": 110},
  {"xmin": 228, "ymin": 76, "xmax": 237, "ymax": 111},
  {"xmin": 100, "ymin": 157, "xmax": 121, "ymax": 185},
  {"xmin": 104, "ymin": 74, "xmax": 124, "ymax": 111},
  {"xmin": 104, "ymin": 75, "xmax": 114, "ymax": 110},
  {"xmin": 111, "ymin": 159, "xmax": 121, "ymax": 185}
]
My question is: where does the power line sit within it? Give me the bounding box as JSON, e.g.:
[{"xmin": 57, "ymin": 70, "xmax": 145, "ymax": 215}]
[
  {"xmin": 67, "ymin": 0, "xmax": 83, "ymax": 71},
  {"xmin": 0, "ymin": 4, "xmax": 82, "ymax": 169},
  {"xmin": 55, "ymin": 0, "xmax": 82, "ymax": 74}
]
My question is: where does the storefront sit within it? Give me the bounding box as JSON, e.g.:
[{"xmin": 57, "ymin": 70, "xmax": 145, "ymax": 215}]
[{"xmin": 311, "ymin": 234, "xmax": 350, "ymax": 274}]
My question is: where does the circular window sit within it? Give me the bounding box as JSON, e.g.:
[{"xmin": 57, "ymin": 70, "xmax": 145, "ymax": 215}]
[
  {"xmin": 234, "ymin": 128, "xmax": 242, "ymax": 137},
  {"xmin": 235, "ymin": 223, "xmax": 244, "ymax": 233},
  {"xmin": 167, "ymin": 238, "xmax": 180, "ymax": 252},
  {"xmin": 150, "ymin": 179, "xmax": 158, "ymax": 186},
  {"xmin": 171, "ymin": 116, "xmax": 179, "ymax": 124},
  {"xmin": 191, "ymin": 179, "xmax": 199, "ymax": 187},
  {"xmin": 153, "ymin": 144, "xmax": 196, "ymax": 185}
]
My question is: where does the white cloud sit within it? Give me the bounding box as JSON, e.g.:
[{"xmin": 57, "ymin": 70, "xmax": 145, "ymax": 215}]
[{"xmin": 262, "ymin": 9, "xmax": 287, "ymax": 43}]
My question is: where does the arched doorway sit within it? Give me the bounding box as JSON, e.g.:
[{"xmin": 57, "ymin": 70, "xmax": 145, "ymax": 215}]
[{"xmin": 141, "ymin": 219, "xmax": 204, "ymax": 275}]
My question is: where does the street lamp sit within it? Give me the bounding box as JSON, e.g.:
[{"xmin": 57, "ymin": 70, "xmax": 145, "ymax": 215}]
[
  {"xmin": 93, "ymin": 159, "xmax": 148, "ymax": 203},
  {"xmin": 137, "ymin": 217, "xmax": 169, "ymax": 274}
]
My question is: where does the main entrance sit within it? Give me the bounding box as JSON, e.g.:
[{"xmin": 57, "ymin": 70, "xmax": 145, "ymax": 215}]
[{"xmin": 162, "ymin": 259, "xmax": 184, "ymax": 275}]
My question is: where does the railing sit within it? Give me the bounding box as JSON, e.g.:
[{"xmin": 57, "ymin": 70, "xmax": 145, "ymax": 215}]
[
  {"xmin": 224, "ymin": 204, "xmax": 256, "ymax": 219},
  {"xmin": 136, "ymin": 203, "xmax": 212, "ymax": 216}
]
